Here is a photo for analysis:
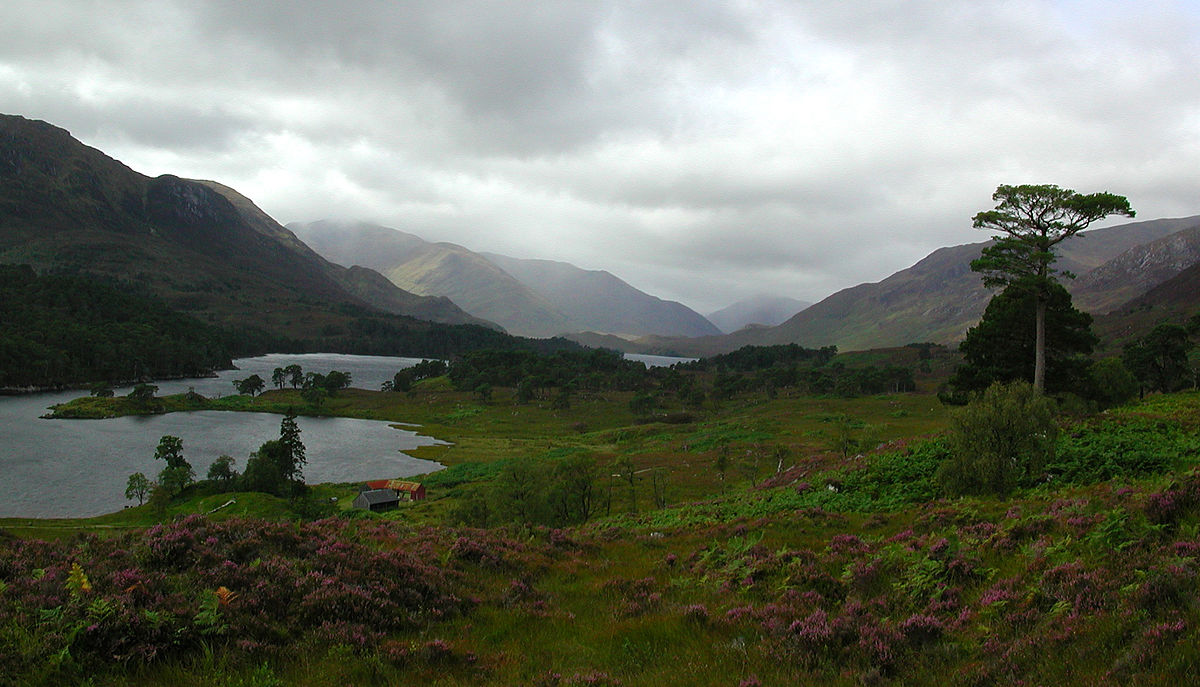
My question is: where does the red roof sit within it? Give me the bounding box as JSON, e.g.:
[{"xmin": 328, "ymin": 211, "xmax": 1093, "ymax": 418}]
[{"xmin": 365, "ymin": 479, "xmax": 424, "ymax": 493}]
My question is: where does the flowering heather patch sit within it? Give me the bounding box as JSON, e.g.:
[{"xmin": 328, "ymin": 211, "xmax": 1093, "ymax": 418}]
[
  {"xmin": 0, "ymin": 515, "xmax": 556, "ymax": 682},
  {"xmin": 599, "ymin": 576, "xmax": 663, "ymax": 617}
]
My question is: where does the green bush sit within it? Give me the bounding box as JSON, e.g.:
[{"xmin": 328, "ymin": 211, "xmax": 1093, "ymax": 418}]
[
  {"xmin": 939, "ymin": 380, "xmax": 1057, "ymax": 496},
  {"xmin": 1088, "ymin": 357, "xmax": 1139, "ymax": 408}
]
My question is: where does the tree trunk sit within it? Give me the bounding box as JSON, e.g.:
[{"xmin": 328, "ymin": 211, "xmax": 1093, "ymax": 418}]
[{"xmin": 1033, "ymin": 295, "xmax": 1047, "ymax": 393}]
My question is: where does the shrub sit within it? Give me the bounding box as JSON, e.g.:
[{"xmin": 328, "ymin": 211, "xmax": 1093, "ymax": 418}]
[
  {"xmin": 939, "ymin": 380, "xmax": 1057, "ymax": 496},
  {"xmin": 1087, "ymin": 357, "xmax": 1139, "ymax": 408}
]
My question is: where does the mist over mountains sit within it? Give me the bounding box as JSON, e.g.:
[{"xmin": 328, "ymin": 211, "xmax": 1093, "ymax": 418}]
[
  {"xmin": 706, "ymin": 295, "xmax": 812, "ymax": 334},
  {"xmin": 4, "ymin": 113, "xmax": 1198, "ymax": 362},
  {"xmin": 290, "ymin": 220, "xmax": 721, "ymax": 339}
]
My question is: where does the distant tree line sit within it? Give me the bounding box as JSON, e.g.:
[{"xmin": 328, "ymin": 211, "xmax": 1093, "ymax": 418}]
[
  {"xmin": 446, "ymin": 348, "xmax": 650, "ymax": 396},
  {"xmin": 681, "ymin": 343, "xmax": 838, "ymax": 372},
  {"xmin": 679, "ymin": 344, "xmax": 915, "ymax": 397},
  {"xmin": 384, "ymin": 344, "xmax": 918, "ymax": 410}
]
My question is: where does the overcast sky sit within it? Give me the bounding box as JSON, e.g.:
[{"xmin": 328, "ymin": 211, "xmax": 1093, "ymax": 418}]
[{"xmin": 2, "ymin": 1, "xmax": 1198, "ymax": 313}]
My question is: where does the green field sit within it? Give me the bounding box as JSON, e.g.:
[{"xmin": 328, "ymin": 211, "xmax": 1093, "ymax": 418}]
[{"xmin": 4, "ymin": 383, "xmax": 1200, "ymax": 685}]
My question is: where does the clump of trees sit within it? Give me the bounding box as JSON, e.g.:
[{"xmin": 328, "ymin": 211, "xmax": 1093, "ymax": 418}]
[
  {"xmin": 124, "ymin": 415, "xmax": 309, "ymax": 508},
  {"xmin": 271, "ymin": 364, "xmax": 304, "ymax": 389},
  {"xmin": 383, "ymin": 359, "xmax": 448, "ymax": 392},
  {"xmin": 949, "ymin": 281, "xmax": 1097, "ymax": 397},
  {"xmin": 449, "ymin": 454, "xmax": 604, "ymax": 528},
  {"xmin": 152, "ymin": 435, "xmax": 195, "ymax": 498},
  {"xmin": 241, "ymin": 414, "xmax": 307, "ymax": 497},
  {"xmin": 437, "ymin": 344, "xmax": 918, "ymax": 413},
  {"xmin": 681, "ymin": 344, "xmax": 915, "ymax": 397},
  {"xmin": 1123, "ymin": 321, "xmax": 1198, "ymax": 395},
  {"xmin": 233, "ymin": 374, "xmax": 265, "ymax": 396}
]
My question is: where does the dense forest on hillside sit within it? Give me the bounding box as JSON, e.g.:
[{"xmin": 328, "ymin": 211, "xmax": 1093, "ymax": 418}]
[
  {"xmin": 0, "ymin": 265, "xmax": 237, "ymax": 388},
  {"xmin": 0, "ymin": 265, "xmax": 583, "ymax": 390}
]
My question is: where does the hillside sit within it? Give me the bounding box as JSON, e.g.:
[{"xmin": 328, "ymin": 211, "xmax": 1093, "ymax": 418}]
[
  {"xmin": 1072, "ymin": 222, "xmax": 1200, "ymax": 314},
  {"xmin": 0, "ymin": 115, "xmax": 511, "ymax": 356},
  {"xmin": 198, "ymin": 183, "xmax": 490, "ymax": 328},
  {"xmin": 480, "ymin": 252, "xmax": 721, "ymax": 337},
  {"xmin": 0, "ymin": 264, "xmax": 234, "ymax": 389},
  {"xmin": 633, "ymin": 216, "xmax": 1200, "ymax": 356},
  {"xmin": 291, "ymin": 220, "xmax": 720, "ymax": 338},
  {"xmin": 1095, "ymin": 258, "xmax": 1200, "ymax": 348},
  {"xmin": 291, "ymin": 220, "xmax": 571, "ymax": 337}
]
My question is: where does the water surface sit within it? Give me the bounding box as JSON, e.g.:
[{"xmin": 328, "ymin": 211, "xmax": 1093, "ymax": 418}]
[{"xmin": 0, "ymin": 354, "xmax": 440, "ymax": 518}]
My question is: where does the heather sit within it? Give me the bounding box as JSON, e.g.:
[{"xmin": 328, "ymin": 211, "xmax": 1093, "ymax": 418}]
[{"xmin": 4, "ymin": 385, "xmax": 1200, "ymax": 685}]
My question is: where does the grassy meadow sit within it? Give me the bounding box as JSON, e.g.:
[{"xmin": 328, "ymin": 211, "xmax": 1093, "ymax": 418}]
[{"xmin": 4, "ymin": 377, "xmax": 1200, "ymax": 685}]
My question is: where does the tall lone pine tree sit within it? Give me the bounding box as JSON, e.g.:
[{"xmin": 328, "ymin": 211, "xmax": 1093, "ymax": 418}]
[{"xmin": 971, "ymin": 184, "xmax": 1134, "ymax": 392}]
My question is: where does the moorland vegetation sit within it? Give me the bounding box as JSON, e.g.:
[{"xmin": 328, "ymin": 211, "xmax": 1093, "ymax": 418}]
[{"xmin": 4, "ymin": 183, "xmax": 1200, "ymax": 685}]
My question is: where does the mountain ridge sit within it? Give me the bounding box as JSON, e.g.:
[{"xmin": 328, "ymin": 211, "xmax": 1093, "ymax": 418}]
[
  {"xmin": 290, "ymin": 220, "xmax": 720, "ymax": 338},
  {"xmin": 620, "ymin": 215, "xmax": 1200, "ymax": 356},
  {"xmin": 0, "ymin": 114, "xmax": 514, "ymax": 353},
  {"xmin": 479, "ymin": 251, "xmax": 721, "ymax": 338}
]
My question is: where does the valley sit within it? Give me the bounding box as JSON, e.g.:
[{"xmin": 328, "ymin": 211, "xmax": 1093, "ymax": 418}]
[{"xmin": 3, "ymin": 114, "xmax": 1200, "ymax": 686}]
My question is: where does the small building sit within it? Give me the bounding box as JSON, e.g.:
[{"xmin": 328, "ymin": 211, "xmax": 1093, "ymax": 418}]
[
  {"xmin": 364, "ymin": 479, "xmax": 427, "ymax": 502},
  {"xmin": 352, "ymin": 488, "xmax": 400, "ymax": 512}
]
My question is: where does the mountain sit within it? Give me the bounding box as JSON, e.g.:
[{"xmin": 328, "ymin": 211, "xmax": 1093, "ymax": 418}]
[
  {"xmin": 0, "ymin": 114, "xmax": 512, "ymax": 354},
  {"xmin": 1072, "ymin": 222, "xmax": 1200, "ymax": 314},
  {"xmin": 626, "ymin": 216, "xmax": 1200, "ymax": 356},
  {"xmin": 479, "ymin": 252, "xmax": 721, "ymax": 338},
  {"xmin": 290, "ymin": 220, "xmax": 571, "ymax": 337},
  {"xmin": 196, "ymin": 183, "xmax": 489, "ymax": 328},
  {"xmin": 290, "ymin": 220, "xmax": 721, "ymax": 338},
  {"xmin": 1094, "ymin": 258, "xmax": 1200, "ymax": 348},
  {"xmin": 706, "ymin": 295, "xmax": 812, "ymax": 333}
]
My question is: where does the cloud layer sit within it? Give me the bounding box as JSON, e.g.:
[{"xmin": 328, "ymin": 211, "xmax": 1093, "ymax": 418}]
[{"xmin": 3, "ymin": 1, "xmax": 1198, "ymax": 312}]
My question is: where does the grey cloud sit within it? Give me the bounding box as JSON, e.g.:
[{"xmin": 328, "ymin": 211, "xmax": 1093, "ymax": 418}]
[{"xmin": 1, "ymin": 0, "xmax": 1197, "ymax": 314}]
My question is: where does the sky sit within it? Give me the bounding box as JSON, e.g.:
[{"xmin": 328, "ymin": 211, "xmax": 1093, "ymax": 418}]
[{"xmin": 2, "ymin": 1, "xmax": 1198, "ymax": 314}]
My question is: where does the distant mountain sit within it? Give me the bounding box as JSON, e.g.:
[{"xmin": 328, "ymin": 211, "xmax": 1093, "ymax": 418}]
[
  {"xmin": 0, "ymin": 114, "xmax": 516, "ymax": 355},
  {"xmin": 290, "ymin": 220, "xmax": 570, "ymax": 337},
  {"xmin": 291, "ymin": 220, "xmax": 721, "ymax": 338},
  {"xmin": 628, "ymin": 216, "xmax": 1200, "ymax": 356},
  {"xmin": 706, "ymin": 295, "xmax": 812, "ymax": 333},
  {"xmin": 479, "ymin": 252, "xmax": 721, "ymax": 338},
  {"xmin": 197, "ymin": 184, "xmax": 488, "ymax": 328}
]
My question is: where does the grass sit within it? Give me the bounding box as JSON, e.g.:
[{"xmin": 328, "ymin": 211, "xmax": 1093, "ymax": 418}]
[{"xmin": 8, "ymin": 385, "xmax": 1200, "ymax": 685}]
